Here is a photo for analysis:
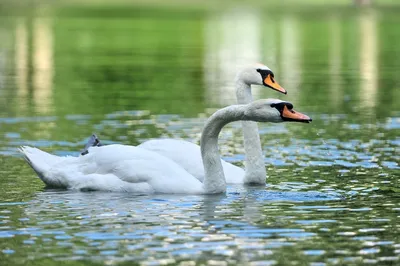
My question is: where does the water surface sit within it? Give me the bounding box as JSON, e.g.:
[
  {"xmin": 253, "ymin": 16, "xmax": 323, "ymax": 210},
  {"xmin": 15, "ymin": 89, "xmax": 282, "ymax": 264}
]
[{"xmin": 0, "ymin": 4, "xmax": 399, "ymax": 265}]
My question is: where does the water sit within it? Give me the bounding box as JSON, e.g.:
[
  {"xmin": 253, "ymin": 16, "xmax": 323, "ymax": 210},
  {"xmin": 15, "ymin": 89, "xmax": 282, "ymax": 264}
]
[{"xmin": 0, "ymin": 3, "xmax": 399, "ymax": 265}]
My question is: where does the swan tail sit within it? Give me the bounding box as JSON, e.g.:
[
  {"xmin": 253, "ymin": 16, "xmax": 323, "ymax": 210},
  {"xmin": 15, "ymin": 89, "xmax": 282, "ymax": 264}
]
[{"xmin": 19, "ymin": 146, "xmax": 66, "ymax": 187}]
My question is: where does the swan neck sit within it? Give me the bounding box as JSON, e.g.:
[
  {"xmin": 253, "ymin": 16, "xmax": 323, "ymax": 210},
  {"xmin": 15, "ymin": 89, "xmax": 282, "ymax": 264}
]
[
  {"xmin": 200, "ymin": 105, "xmax": 246, "ymax": 194},
  {"xmin": 235, "ymin": 79, "xmax": 267, "ymax": 185},
  {"xmin": 235, "ymin": 80, "xmax": 253, "ymax": 104}
]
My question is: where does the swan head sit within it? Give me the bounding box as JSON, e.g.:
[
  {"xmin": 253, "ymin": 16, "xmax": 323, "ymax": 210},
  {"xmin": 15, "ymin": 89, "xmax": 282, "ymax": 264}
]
[
  {"xmin": 236, "ymin": 63, "xmax": 287, "ymax": 95},
  {"xmin": 244, "ymin": 99, "xmax": 312, "ymax": 123}
]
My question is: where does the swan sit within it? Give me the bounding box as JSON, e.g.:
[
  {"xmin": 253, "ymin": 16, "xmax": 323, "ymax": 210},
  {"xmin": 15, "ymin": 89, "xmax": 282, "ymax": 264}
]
[
  {"xmin": 20, "ymin": 99, "xmax": 311, "ymax": 194},
  {"xmin": 138, "ymin": 63, "xmax": 286, "ymax": 184}
]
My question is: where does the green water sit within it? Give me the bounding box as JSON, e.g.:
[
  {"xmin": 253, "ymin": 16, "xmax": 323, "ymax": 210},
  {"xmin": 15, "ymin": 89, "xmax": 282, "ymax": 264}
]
[{"xmin": 0, "ymin": 4, "xmax": 399, "ymax": 265}]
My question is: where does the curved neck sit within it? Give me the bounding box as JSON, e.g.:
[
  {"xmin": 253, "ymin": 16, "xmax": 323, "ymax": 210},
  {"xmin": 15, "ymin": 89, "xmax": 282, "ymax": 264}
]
[
  {"xmin": 235, "ymin": 80, "xmax": 267, "ymax": 185},
  {"xmin": 200, "ymin": 105, "xmax": 246, "ymax": 194}
]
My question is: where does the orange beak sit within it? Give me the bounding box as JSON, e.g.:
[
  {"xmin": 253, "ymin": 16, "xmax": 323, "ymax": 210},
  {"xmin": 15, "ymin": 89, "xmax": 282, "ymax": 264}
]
[
  {"xmin": 282, "ymin": 105, "xmax": 312, "ymax": 123},
  {"xmin": 264, "ymin": 74, "xmax": 287, "ymax": 94}
]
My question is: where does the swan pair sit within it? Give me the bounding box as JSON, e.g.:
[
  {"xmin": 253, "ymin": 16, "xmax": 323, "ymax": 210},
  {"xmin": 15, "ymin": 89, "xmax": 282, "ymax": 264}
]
[{"xmin": 20, "ymin": 64, "xmax": 312, "ymax": 194}]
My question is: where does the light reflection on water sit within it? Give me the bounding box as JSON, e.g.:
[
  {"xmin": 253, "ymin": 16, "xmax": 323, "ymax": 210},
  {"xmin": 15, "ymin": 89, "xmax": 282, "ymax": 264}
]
[
  {"xmin": 0, "ymin": 110, "xmax": 399, "ymax": 264},
  {"xmin": 1, "ymin": 111, "xmax": 398, "ymax": 170},
  {"xmin": 0, "ymin": 3, "xmax": 400, "ymax": 265},
  {"xmin": 0, "ymin": 186, "xmax": 398, "ymax": 265}
]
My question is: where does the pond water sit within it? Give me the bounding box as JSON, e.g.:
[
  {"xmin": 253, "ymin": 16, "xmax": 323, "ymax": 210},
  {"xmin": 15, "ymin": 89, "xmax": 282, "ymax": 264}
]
[{"xmin": 0, "ymin": 3, "xmax": 399, "ymax": 265}]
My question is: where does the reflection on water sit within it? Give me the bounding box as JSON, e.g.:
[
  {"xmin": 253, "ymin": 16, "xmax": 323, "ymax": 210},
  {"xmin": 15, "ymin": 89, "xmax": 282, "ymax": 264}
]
[
  {"xmin": 33, "ymin": 17, "xmax": 53, "ymax": 114},
  {"xmin": 204, "ymin": 7, "xmax": 263, "ymax": 105},
  {"xmin": 15, "ymin": 17, "xmax": 54, "ymax": 115},
  {"xmin": 0, "ymin": 4, "xmax": 399, "ymax": 266},
  {"xmin": 203, "ymin": 9, "xmax": 302, "ymax": 106},
  {"xmin": 0, "ymin": 183, "xmax": 397, "ymax": 265},
  {"xmin": 329, "ymin": 15, "xmax": 342, "ymax": 107},
  {"xmin": 0, "ymin": 109, "xmax": 398, "ymax": 170},
  {"xmin": 280, "ymin": 13, "xmax": 301, "ymax": 101},
  {"xmin": 15, "ymin": 18, "xmax": 28, "ymax": 102},
  {"xmin": 359, "ymin": 10, "xmax": 378, "ymax": 110}
]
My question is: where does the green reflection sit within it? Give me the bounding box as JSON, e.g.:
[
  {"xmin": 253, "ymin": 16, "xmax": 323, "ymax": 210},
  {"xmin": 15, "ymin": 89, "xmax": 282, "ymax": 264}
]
[
  {"xmin": 1, "ymin": 5, "xmax": 399, "ymax": 120},
  {"xmin": 0, "ymin": 3, "xmax": 399, "ymax": 266}
]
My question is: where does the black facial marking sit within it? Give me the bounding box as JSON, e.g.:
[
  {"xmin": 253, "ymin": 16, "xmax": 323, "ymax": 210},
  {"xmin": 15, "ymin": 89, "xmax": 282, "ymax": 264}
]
[
  {"xmin": 271, "ymin": 102, "xmax": 311, "ymax": 123},
  {"xmin": 270, "ymin": 102, "xmax": 294, "ymax": 121},
  {"xmin": 270, "ymin": 102, "xmax": 286, "ymax": 111},
  {"xmin": 256, "ymin": 69, "xmax": 274, "ymax": 84}
]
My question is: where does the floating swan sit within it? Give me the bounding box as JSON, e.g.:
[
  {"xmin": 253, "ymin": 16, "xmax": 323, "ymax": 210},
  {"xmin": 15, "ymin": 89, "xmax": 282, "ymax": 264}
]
[
  {"xmin": 138, "ymin": 64, "xmax": 286, "ymax": 184},
  {"xmin": 20, "ymin": 99, "xmax": 310, "ymax": 194}
]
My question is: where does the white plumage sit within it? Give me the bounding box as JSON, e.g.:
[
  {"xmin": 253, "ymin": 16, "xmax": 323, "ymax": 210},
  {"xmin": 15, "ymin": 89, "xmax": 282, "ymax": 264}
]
[
  {"xmin": 20, "ymin": 145, "xmax": 203, "ymax": 193},
  {"xmin": 138, "ymin": 139, "xmax": 244, "ymax": 183},
  {"xmin": 20, "ymin": 99, "xmax": 309, "ymax": 194},
  {"xmin": 139, "ymin": 64, "xmax": 286, "ymax": 185}
]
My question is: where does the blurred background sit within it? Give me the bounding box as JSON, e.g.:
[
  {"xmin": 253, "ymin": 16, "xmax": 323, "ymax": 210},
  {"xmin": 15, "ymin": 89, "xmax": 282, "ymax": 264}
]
[
  {"xmin": 0, "ymin": 0, "xmax": 399, "ymax": 159},
  {"xmin": 0, "ymin": 1, "xmax": 400, "ymax": 265},
  {"xmin": 0, "ymin": 0, "xmax": 399, "ymax": 116},
  {"xmin": 0, "ymin": 0, "xmax": 398, "ymax": 153}
]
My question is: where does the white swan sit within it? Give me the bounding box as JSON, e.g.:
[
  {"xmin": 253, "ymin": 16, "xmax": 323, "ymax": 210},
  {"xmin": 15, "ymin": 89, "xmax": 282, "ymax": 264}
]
[
  {"xmin": 20, "ymin": 99, "xmax": 310, "ymax": 194},
  {"xmin": 139, "ymin": 63, "xmax": 286, "ymax": 184}
]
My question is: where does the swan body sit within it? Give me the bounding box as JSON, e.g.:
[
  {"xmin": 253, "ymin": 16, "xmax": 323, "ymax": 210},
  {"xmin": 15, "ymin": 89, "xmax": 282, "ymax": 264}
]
[
  {"xmin": 20, "ymin": 99, "xmax": 311, "ymax": 194},
  {"xmin": 139, "ymin": 63, "xmax": 287, "ymax": 185},
  {"xmin": 20, "ymin": 144, "xmax": 203, "ymax": 193},
  {"xmin": 139, "ymin": 139, "xmax": 245, "ymax": 183}
]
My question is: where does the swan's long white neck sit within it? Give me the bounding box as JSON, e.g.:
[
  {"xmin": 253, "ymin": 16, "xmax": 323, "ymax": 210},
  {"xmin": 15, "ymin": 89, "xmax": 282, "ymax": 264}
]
[
  {"xmin": 200, "ymin": 105, "xmax": 246, "ymax": 194},
  {"xmin": 235, "ymin": 79, "xmax": 267, "ymax": 185}
]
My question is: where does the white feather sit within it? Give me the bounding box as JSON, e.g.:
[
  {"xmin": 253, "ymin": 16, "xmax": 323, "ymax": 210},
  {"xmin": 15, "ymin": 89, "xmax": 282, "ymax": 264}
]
[
  {"xmin": 139, "ymin": 64, "xmax": 273, "ymax": 185},
  {"xmin": 20, "ymin": 144, "xmax": 203, "ymax": 194},
  {"xmin": 138, "ymin": 139, "xmax": 244, "ymax": 183},
  {"xmin": 20, "ymin": 99, "xmax": 296, "ymax": 194}
]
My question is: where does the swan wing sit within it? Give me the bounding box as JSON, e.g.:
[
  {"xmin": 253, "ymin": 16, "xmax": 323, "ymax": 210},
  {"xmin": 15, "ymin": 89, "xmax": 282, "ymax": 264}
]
[
  {"xmin": 139, "ymin": 139, "xmax": 245, "ymax": 183},
  {"xmin": 21, "ymin": 144, "xmax": 204, "ymax": 194}
]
